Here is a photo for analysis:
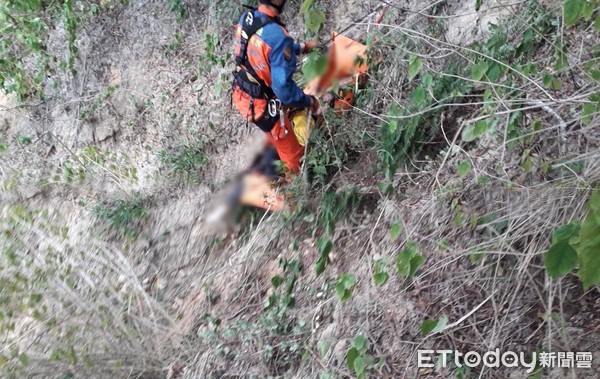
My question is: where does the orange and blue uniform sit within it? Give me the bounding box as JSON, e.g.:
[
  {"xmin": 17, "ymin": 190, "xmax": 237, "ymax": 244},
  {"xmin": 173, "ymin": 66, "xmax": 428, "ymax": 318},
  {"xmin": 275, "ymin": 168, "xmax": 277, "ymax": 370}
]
[{"xmin": 232, "ymin": 5, "xmax": 312, "ymax": 175}]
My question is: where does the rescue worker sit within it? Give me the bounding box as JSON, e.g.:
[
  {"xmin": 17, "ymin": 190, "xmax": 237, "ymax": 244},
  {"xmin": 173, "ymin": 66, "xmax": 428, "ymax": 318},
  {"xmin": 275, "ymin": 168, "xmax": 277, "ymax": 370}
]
[{"xmin": 232, "ymin": 0, "xmax": 321, "ymax": 177}]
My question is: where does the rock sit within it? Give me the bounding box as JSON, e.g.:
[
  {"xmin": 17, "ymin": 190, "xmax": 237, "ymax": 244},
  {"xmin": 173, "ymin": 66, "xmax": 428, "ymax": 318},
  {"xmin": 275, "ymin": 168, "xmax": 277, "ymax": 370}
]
[
  {"xmin": 19, "ymin": 184, "xmax": 43, "ymax": 200},
  {"xmin": 94, "ymin": 119, "xmax": 118, "ymax": 143},
  {"xmin": 444, "ymin": 0, "xmax": 516, "ymax": 46}
]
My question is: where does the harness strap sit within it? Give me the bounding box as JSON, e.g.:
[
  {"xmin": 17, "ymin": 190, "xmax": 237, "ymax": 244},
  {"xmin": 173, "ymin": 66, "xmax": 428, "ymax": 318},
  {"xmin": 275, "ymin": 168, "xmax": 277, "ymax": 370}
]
[
  {"xmin": 234, "ymin": 8, "xmax": 279, "ymax": 101},
  {"xmin": 233, "ymin": 7, "xmax": 285, "ymax": 132}
]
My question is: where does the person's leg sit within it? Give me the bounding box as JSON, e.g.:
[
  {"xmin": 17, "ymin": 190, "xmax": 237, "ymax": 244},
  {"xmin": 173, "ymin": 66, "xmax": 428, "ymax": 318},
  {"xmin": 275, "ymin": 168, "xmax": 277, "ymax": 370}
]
[{"xmin": 265, "ymin": 114, "xmax": 304, "ymax": 176}]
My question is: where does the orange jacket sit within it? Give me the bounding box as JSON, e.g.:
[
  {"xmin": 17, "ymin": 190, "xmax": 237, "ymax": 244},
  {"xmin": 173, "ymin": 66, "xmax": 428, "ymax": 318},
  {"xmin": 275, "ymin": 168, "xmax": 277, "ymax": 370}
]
[{"xmin": 233, "ymin": 5, "xmax": 312, "ymax": 122}]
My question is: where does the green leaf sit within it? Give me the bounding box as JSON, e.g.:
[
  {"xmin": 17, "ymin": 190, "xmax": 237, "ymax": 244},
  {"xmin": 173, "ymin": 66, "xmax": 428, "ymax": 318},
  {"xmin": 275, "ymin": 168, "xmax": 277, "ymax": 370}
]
[
  {"xmin": 271, "ymin": 276, "xmax": 283, "ymax": 288},
  {"xmin": 339, "ymin": 274, "xmax": 356, "ymax": 288},
  {"xmin": 456, "ymin": 161, "xmax": 472, "ymax": 179},
  {"xmin": 373, "ymin": 272, "xmax": 389, "ymax": 287},
  {"xmin": 563, "ymin": 0, "xmax": 584, "ymax": 27},
  {"xmin": 315, "ymin": 257, "xmax": 327, "ymax": 276},
  {"xmin": 300, "ymin": 0, "xmax": 314, "ymax": 14},
  {"xmin": 462, "ymin": 119, "xmax": 493, "ymax": 142},
  {"xmin": 264, "ymin": 294, "xmax": 276, "ymax": 309},
  {"xmin": 521, "ymin": 151, "xmax": 533, "ymax": 172},
  {"xmin": 469, "ymin": 252, "xmax": 486, "ymax": 263},
  {"xmin": 396, "ymin": 243, "xmax": 425, "ymax": 277},
  {"xmin": 354, "ymin": 335, "xmax": 367, "ymax": 351},
  {"xmin": 396, "ymin": 248, "xmax": 415, "ymax": 276},
  {"xmin": 409, "ymin": 254, "xmax": 425, "ymax": 276},
  {"xmin": 29, "ymin": 0, "xmax": 42, "ymax": 10},
  {"xmin": 422, "ymin": 73, "xmax": 433, "ymax": 88},
  {"xmin": 411, "ymin": 86, "xmax": 427, "ymax": 108},
  {"xmin": 581, "ymin": 1, "xmax": 594, "ymax": 21},
  {"xmin": 578, "ymin": 190, "xmax": 600, "ymax": 289},
  {"xmin": 553, "ymin": 222, "xmax": 582, "ymax": 243},
  {"xmin": 373, "ymin": 260, "xmax": 389, "ymax": 287},
  {"xmin": 305, "ymin": 8, "xmax": 325, "ymax": 33},
  {"xmin": 386, "ymin": 118, "xmax": 399, "ymax": 134},
  {"xmin": 315, "ymin": 239, "xmax": 332, "ymax": 276},
  {"xmin": 486, "ymin": 63, "xmax": 502, "ymax": 82},
  {"xmin": 0, "ymin": 355, "xmax": 7, "ymax": 367},
  {"xmin": 543, "ymin": 74, "xmax": 562, "ymax": 90},
  {"xmin": 475, "ymin": 0, "xmax": 484, "ymax": 11},
  {"xmin": 336, "ymin": 274, "xmax": 357, "ymax": 301},
  {"xmin": 520, "ymin": 63, "xmax": 538, "ymax": 76},
  {"xmin": 317, "ymin": 340, "xmax": 331, "ymax": 358},
  {"xmin": 420, "ymin": 315, "xmax": 448, "ymax": 335},
  {"xmin": 317, "ymin": 239, "xmax": 333, "ymax": 256},
  {"xmin": 582, "ymin": 103, "xmax": 597, "ymax": 126},
  {"xmin": 346, "ymin": 347, "xmax": 359, "ymax": 371},
  {"xmin": 516, "ymin": 29, "xmax": 534, "ymax": 57},
  {"xmin": 335, "ymin": 283, "xmax": 347, "ymax": 300},
  {"xmin": 471, "ymin": 61, "xmax": 489, "ymax": 81},
  {"xmin": 354, "ymin": 356, "xmax": 366, "ymax": 375},
  {"xmin": 408, "ymin": 56, "xmax": 422, "ymax": 81},
  {"xmin": 390, "ymin": 222, "xmax": 403, "ymax": 240},
  {"xmin": 544, "ymin": 241, "xmax": 578, "ymax": 278},
  {"xmin": 432, "ymin": 315, "xmax": 448, "ymax": 333},
  {"xmin": 284, "ymin": 294, "xmax": 296, "ymax": 309},
  {"xmin": 594, "ymin": 15, "xmax": 600, "ymax": 31}
]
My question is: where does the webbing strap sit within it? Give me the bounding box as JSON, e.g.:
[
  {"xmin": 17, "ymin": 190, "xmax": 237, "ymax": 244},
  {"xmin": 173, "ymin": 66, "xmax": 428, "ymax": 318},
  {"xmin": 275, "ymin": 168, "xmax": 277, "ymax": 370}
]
[{"xmin": 234, "ymin": 8, "xmax": 278, "ymax": 99}]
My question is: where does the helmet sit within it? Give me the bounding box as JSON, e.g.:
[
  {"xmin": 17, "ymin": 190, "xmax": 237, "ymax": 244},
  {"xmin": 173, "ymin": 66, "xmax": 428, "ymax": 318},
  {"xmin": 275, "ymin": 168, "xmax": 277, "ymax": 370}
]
[{"xmin": 259, "ymin": 0, "xmax": 287, "ymax": 13}]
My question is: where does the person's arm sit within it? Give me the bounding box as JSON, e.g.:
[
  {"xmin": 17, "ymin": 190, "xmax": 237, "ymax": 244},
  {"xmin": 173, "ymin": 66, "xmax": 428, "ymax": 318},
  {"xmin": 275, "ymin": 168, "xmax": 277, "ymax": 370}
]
[
  {"xmin": 270, "ymin": 35, "xmax": 313, "ymax": 108},
  {"xmin": 295, "ymin": 41, "xmax": 317, "ymax": 55},
  {"xmin": 293, "ymin": 42, "xmax": 302, "ymax": 55}
]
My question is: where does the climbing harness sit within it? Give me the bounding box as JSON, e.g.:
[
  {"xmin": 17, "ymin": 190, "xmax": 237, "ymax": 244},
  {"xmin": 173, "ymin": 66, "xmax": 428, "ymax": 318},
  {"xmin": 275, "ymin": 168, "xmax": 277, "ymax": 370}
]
[{"xmin": 232, "ymin": 7, "xmax": 282, "ymax": 132}]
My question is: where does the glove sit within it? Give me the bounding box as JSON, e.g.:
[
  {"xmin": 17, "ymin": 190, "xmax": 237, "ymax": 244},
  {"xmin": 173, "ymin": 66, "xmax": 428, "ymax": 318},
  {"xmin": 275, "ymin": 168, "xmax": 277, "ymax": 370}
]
[
  {"xmin": 301, "ymin": 41, "xmax": 319, "ymax": 54},
  {"xmin": 271, "ymin": 121, "xmax": 289, "ymax": 140},
  {"xmin": 309, "ymin": 95, "xmax": 322, "ymax": 115}
]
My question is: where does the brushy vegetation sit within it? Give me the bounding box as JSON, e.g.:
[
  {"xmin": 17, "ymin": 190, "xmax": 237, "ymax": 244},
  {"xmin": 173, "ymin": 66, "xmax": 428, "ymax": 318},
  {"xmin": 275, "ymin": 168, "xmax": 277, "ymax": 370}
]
[
  {"xmin": 93, "ymin": 195, "xmax": 148, "ymax": 239},
  {"xmin": 159, "ymin": 141, "xmax": 209, "ymax": 183},
  {"xmin": 0, "ymin": 0, "xmax": 599, "ymax": 378},
  {"xmin": 0, "ymin": 0, "xmax": 79, "ymax": 99}
]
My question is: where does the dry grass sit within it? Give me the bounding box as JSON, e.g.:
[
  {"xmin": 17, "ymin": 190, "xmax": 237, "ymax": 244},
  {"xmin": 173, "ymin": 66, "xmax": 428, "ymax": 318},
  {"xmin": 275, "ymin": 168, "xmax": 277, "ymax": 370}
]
[{"xmin": 0, "ymin": 207, "xmax": 175, "ymax": 378}]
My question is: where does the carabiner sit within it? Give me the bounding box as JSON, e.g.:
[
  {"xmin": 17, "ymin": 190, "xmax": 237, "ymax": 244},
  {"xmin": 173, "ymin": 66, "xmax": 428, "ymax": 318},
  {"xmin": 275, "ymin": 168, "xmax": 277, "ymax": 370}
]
[{"xmin": 268, "ymin": 99, "xmax": 282, "ymax": 118}]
